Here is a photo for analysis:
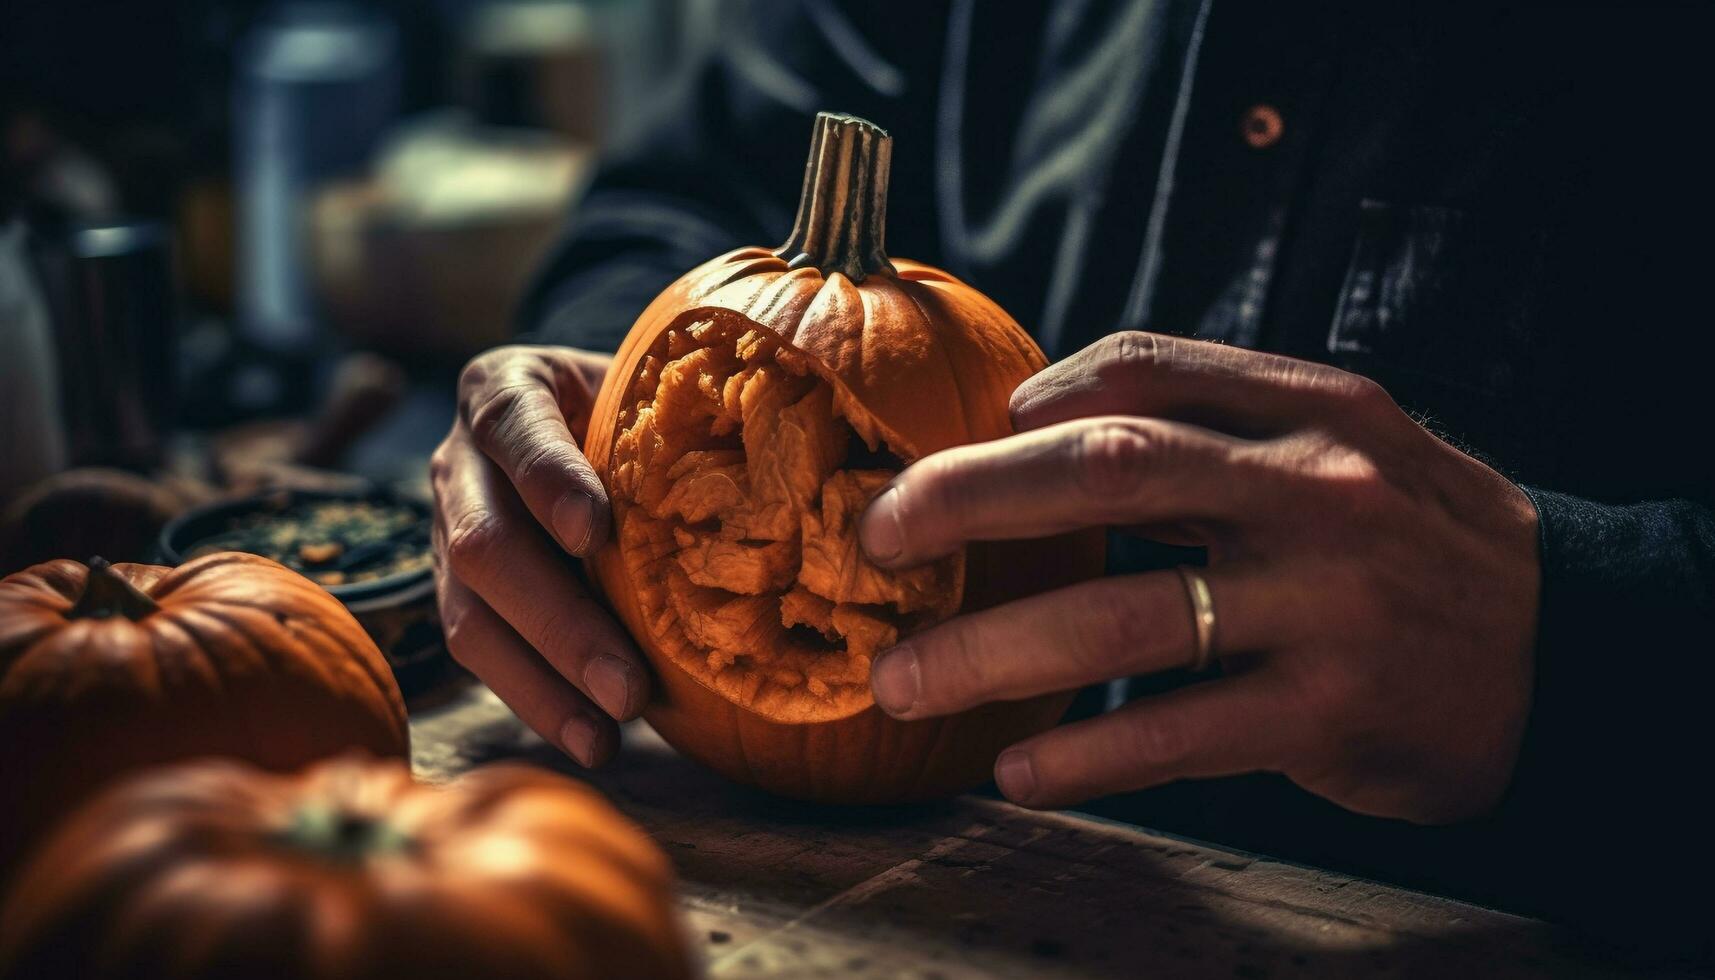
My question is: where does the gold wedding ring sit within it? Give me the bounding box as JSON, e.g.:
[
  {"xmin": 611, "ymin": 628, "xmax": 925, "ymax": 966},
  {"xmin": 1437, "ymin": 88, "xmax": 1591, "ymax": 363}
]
[{"xmin": 1175, "ymin": 566, "xmax": 1217, "ymax": 673}]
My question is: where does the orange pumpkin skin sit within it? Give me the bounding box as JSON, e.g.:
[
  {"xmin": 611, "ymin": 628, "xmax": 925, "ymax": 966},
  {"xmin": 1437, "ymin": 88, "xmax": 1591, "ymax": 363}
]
[
  {"xmin": 583, "ymin": 115, "xmax": 1106, "ymax": 803},
  {"xmin": 0, "ymin": 757, "xmax": 694, "ymax": 980},
  {"xmin": 0, "ymin": 554, "xmax": 409, "ymax": 877}
]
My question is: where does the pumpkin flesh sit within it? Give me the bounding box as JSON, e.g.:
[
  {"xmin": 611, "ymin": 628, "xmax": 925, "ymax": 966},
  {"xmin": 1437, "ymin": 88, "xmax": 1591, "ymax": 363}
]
[{"xmin": 610, "ymin": 316, "xmax": 961, "ymax": 724}]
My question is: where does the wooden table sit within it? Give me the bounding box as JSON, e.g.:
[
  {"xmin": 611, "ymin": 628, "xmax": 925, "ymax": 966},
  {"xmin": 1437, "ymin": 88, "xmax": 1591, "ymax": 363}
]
[{"xmin": 410, "ymin": 680, "xmax": 1656, "ymax": 979}]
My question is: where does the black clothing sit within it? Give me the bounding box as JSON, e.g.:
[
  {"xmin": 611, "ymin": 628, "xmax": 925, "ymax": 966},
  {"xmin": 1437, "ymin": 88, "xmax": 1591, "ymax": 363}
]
[{"xmin": 521, "ymin": 1, "xmax": 1715, "ymax": 957}]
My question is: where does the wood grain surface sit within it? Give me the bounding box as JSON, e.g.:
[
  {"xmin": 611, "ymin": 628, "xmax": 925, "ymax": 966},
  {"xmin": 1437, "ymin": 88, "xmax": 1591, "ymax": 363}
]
[{"xmin": 410, "ymin": 679, "xmax": 1664, "ymax": 979}]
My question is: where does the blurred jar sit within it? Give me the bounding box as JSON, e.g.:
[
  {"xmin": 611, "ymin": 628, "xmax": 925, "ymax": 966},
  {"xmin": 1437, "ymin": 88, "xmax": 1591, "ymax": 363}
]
[
  {"xmin": 41, "ymin": 221, "xmax": 179, "ymax": 471},
  {"xmin": 234, "ymin": 4, "xmax": 401, "ymax": 359},
  {"xmin": 0, "ymin": 219, "xmax": 66, "ymax": 503}
]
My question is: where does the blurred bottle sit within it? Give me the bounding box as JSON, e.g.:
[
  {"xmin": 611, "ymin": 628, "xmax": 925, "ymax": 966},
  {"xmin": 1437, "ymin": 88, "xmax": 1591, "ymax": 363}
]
[
  {"xmin": 37, "ymin": 221, "xmax": 178, "ymax": 472},
  {"xmin": 233, "ymin": 3, "xmax": 401, "ymax": 371},
  {"xmin": 0, "ymin": 219, "xmax": 67, "ymax": 502}
]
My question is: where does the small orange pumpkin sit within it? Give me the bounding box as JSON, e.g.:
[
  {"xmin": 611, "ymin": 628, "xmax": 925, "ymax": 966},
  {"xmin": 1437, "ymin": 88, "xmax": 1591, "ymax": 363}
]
[
  {"xmin": 583, "ymin": 113, "xmax": 1106, "ymax": 802},
  {"xmin": 0, "ymin": 756, "xmax": 694, "ymax": 980},
  {"xmin": 0, "ymin": 554, "xmax": 408, "ymax": 876}
]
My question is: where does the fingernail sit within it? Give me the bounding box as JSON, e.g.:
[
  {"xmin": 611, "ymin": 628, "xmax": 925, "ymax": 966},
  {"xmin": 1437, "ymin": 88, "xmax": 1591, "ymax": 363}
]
[
  {"xmin": 994, "ymin": 750, "xmax": 1037, "ymax": 803},
  {"xmin": 860, "ymin": 487, "xmax": 904, "ymax": 563},
  {"xmin": 560, "ymin": 714, "xmax": 601, "ymax": 768},
  {"xmin": 552, "ymin": 493, "xmax": 594, "ymax": 554},
  {"xmin": 584, "ymin": 655, "xmax": 634, "ymax": 719},
  {"xmin": 871, "ymin": 644, "xmax": 920, "ymax": 716}
]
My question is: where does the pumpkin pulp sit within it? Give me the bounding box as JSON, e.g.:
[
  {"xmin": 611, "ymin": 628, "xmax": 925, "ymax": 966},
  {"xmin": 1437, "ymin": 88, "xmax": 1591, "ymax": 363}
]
[{"xmin": 609, "ymin": 317, "xmax": 962, "ymax": 723}]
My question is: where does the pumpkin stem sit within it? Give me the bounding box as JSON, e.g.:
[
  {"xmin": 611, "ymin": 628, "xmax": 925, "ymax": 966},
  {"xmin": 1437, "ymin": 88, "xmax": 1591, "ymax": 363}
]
[
  {"xmin": 773, "ymin": 112, "xmax": 896, "ymax": 283},
  {"xmin": 278, "ymin": 804, "xmax": 412, "ymax": 862},
  {"xmin": 67, "ymin": 557, "xmax": 160, "ymax": 621}
]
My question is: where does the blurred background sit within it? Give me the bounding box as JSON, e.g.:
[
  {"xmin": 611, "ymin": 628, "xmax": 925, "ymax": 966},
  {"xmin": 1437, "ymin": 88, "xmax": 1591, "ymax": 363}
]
[{"xmin": 1, "ymin": 0, "xmax": 711, "ymax": 573}]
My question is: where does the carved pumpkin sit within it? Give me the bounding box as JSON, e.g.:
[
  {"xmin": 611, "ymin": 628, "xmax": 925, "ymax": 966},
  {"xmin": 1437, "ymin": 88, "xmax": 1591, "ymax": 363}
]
[
  {"xmin": 0, "ymin": 554, "xmax": 408, "ymax": 877},
  {"xmin": 584, "ymin": 113, "xmax": 1106, "ymax": 802},
  {"xmin": 0, "ymin": 756, "xmax": 694, "ymax": 980}
]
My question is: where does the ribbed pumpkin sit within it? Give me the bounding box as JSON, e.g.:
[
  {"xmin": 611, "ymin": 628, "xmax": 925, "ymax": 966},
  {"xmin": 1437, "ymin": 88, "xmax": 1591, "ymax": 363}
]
[
  {"xmin": 0, "ymin": 756, "xmax": 693, "ymax": 980},
  {"xmin": 0, "ymin": 554, "xmax": 408, "ymax": 877},
  {"xmin": 584, "ymin": 112, "xmax": 1105, "ymax": 802}
]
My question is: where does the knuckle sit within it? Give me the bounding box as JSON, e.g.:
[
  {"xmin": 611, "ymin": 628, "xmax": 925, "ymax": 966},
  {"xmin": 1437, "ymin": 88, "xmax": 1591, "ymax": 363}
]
[
  {"xmin": 444, "ymin": 510, "xmax": 505, "ymax": 578},
  {"xmin": 466, "ymin": 384, "xmax": 529, "ymax": 448},
  {"xmin": 510, "ymin": 438, "xmax": 562, "ymax": 491},
  {"xmin": 909, "ymin": 454, "xmax": 974, "ymax": 527},
  {"xmin": 1073, "ymin": 419, "xmax": 1160, "ymax": 501},
  {"xmin": 1125, "ymin": 717, "xmax": 1190, "ymax": 771},
  {"xmin": 923, "ymin": 624, "xmax": 988, "ymax": 710},
  {"xmin": 511, "ymin": 435, "xmax": 585, "ymax": 495},
  {"xmin": 1006, "ymin": 378, "xmax": 1039, "ymax": 426},
  {"xmin": 1307, "ymin": 365, "xmax": 1398, "ymax": 418},
  {"xmin": 456, "ymin": 350, "xmax": 505, "ymax": 398},
  {"xmin": 1308, "ymin": 444, "xmax": 1393, "ymax": 517},
  {"xmin": 428, "ymin": 437, "xmax": 456, "ymax": 483},
  {"xmin": 1340, "ymin": 372, "xmax": 1392, "ymax": 410},
  {"xmin": 1102, "ymin": 330, "xmax": 1165, "ymax": 377},
  {"xmin": 1264, "ymin": 358, "xmax": 1391, "ymax": 414},
  {"xmin": 443, "ymin": 630, "xmax": 473, "ymax": 667},
  {"xmin": 1072, "ymin": 582, "xmax": 1150, "ymax": 673},
  {"xmin": 439, "ymin": 601, "xmax": 479, "ymax": 667},
  {"xmin": 516, "ymin": 601, "xmax": 592, "ymax": 664}
]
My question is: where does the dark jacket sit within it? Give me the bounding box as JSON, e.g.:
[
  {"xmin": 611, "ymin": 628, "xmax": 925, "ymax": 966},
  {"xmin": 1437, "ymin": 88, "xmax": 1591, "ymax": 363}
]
[{"xmin": 522, "ymin": 1, "xmax": 1715, "ymax": 956}]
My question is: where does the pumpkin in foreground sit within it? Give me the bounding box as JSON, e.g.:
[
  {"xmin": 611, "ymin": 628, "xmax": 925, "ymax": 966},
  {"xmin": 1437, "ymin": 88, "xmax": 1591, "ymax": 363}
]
[
  {"xmin": 584, "ymin": 112, "xmax": 1106, "ymax": 802},
  {"xmin": 0, "ymin": 554, "xmax": 408, "ymax": 876},
  {"xmin": 0, "ymin": 756, "xmax": 694, "ymax": 980}
]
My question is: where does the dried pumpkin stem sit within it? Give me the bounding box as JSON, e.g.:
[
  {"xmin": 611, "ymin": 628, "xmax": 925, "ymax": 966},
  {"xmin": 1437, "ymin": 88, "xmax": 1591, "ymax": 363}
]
[
  {"xmin": 276, "ymin": 804, "xmax": 413, "ymax": 861},
  {"xmin": 774, "ymin": 112, "xmax": 896, "ymax": 283},
  {"xmin": 67, "ymin": 557, "xmax": 161, "ymax": 621}
]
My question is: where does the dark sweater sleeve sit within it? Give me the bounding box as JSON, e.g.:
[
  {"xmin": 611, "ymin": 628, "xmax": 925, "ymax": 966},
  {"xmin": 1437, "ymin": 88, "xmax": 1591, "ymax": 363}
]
[
  {"xmin": 514, "ymin": 0, "xmax": 944, "ymax": 353},
  {"xmin": 1502, "ymin": 489, "xmax": 1715, "ymax": 956}
]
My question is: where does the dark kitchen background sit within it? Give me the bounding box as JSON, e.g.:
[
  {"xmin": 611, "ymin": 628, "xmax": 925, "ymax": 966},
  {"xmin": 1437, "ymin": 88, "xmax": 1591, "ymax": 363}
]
[{"xmin": 1, "ymin": 0, "xmax": 702, "ymax": 570}]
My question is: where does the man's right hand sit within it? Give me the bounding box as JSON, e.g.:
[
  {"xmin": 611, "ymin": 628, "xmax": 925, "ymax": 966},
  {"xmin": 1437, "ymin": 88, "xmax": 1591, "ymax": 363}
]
[{"xmin": 429, "ymin": 345, "xmax": 649, "ymax": 767}]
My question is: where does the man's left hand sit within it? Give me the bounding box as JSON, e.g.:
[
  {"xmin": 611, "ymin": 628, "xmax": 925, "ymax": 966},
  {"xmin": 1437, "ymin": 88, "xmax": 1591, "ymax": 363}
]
[{"xmin": 858, "ymin": 332, "xmax": 1540, "ymax": 824}]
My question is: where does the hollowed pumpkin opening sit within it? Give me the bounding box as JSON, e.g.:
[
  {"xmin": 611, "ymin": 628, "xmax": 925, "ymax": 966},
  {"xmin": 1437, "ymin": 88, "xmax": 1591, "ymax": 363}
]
[{"xmin": 609, "ymin": 315, "xmax": 962, "ymax": 724}]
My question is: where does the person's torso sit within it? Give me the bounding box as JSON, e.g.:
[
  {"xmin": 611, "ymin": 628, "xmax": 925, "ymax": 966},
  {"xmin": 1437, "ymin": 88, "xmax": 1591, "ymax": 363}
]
[{"xmin": 796, "ymin": 0, "xmax": 1712, "ymax": 502}]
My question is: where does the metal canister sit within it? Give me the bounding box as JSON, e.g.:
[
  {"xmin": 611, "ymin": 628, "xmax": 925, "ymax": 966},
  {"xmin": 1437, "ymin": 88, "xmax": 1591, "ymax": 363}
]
[{"xmin": 47, "ymin": 221, "xmax": 177, "ymax": 470}]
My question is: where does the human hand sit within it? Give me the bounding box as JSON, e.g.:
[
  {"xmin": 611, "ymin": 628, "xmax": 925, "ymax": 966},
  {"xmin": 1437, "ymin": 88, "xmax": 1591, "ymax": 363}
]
[
  {"xmin": 430, "ymin": 345, "xmax": 648, "ymax": 766},
  {"xmin": 859, "ymin": 332, "xmax": 1540, "ymax": 823}
]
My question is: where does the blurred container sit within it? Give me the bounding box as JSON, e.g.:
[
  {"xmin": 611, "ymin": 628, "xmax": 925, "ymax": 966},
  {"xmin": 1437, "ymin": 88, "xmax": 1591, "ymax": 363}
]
[
  {"xmin": 234, "ymin": 4, "xmax": 401, "ymax": 357},
  {"xmin": 0, "ymin": 219, "xmax": 66, "ymax": 504},
  {"xmin": 177, "ymin": 179, "xmax": 236, "ymax": 315},
  {"xmin": 160, "ymin": 487, "xmax": 453, "ymax": 696},
  {"xmin": 309, "ymin": 118, "xmax": 588, "ymax": 361},
  {"xmin": 41, "ymin": 221, "xmax": 178, "ymax": 471},
  {"xmin": 461, "ymin": 1, "xmax": 607, "ymax": 144}
]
